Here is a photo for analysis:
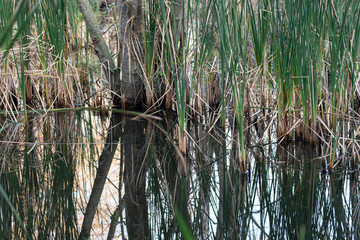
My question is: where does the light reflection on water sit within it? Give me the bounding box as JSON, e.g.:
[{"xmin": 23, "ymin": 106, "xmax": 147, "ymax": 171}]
[{"xmin": 0, "ymin": 111, "xmax": 359, "ymax": 239}]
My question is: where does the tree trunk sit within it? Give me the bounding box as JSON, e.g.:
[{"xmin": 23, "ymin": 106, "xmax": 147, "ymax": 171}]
[
  {"xmin": 118, "ymin": 0, "xmax": 144, "ymax": 109},
  {"xmin": 76, "ymin": 0, "xmax": 120, "ymax": 103}
]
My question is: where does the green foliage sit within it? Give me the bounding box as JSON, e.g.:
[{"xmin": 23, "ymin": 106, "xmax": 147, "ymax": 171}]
[
  {"xmin": 1, "ymin": 0, "xmax": 360, "ymax": 169},
  {"xmin": 175, "ymin": 208, "xmax": 194, "ymax": 240}
]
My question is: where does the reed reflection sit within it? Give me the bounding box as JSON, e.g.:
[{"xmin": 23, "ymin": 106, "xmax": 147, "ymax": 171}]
[
  {"xmin": 0, "ymin": 112, "xmax": 359, "ymax": 239},
  {"xmin": 0, "ymin": 112, "xmax": 78, "ymax": 239}
]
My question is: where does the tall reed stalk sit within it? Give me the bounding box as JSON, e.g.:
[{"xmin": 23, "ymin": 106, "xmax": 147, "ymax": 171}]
[
  {"xmin": 1, "ymin": 0, "xmax": 360, "ymax": 170},
  {"xmin": 214, "ymin": 0, "xmax": 248, "ymax": 171}
]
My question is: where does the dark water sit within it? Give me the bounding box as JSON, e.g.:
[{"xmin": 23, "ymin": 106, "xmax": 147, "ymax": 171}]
[{"xmin": 0, "ymin": 112, "xmax": 359, "ymax": 239}]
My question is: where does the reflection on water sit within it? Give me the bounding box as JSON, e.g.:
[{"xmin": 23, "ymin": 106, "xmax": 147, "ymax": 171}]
[{"xmin": 0, "ymin": 112, "xmax": 359, "ymax": 239}]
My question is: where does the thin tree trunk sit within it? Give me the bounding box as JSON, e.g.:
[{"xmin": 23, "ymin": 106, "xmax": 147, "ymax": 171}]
[{"xmin": 76, "ymin": 0, "xmax": 121, "ymax": 105}]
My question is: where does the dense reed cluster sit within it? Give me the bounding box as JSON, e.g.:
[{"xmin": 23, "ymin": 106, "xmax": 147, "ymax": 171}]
[
  {"xmin": 1, "ymin": 1, "xmax": 360, "ymax": 238},
  {"xmin": 1, "ymin": 0, "xmax": 360, "ymax": 170}
]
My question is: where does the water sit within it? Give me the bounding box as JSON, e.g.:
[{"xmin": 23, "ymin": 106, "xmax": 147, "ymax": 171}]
[{"xmin": 0, "ymin": 111, "xmax": 359, "ymax": 239}]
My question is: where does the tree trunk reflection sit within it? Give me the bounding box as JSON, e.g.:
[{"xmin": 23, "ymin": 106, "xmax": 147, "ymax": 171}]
[
  {"xmin": 79, "ymin": 114, "xmax": 123, "ymax": 239},
  {"xmin": 123, "ymin": 118, "xmax": 149, "ymax": 240}
]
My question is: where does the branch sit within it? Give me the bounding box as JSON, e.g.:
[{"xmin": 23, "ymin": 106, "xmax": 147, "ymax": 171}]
[{"xmin": 76, "ymin": 0, "xmax": 116, "ymax": 71}]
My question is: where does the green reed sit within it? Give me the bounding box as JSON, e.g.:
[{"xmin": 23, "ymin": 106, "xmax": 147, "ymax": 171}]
[
  {"xmin": 266, "ymin": 0, "xmax": 360, "ymax": 167},
  {"xmin": 0, "ymin": 0, "xmax": 23, "ymax": 49},
  {"xmin": 249, "ymin": 0, "xmax": 269, "ymax": 111},
  {"xmin": 166, "ymin": 0, "xmax": 187, "ymax": 135},
  {"xmin": 214, "ymin": 0, "xmax": 248, "ymax": 171},
  {"xmin": 144, "ymin": 0, "xmax": 158, "ymax": 106},
  {"xmin": 1, "ymin": 0, "xmax": 360, "ymax": 171},
  {"xmin": 42, "ymin": 0, "xmax": 69, "ymax": 106},
  {"xmin": 193, "ymin": 2, "xmax": 218, "ymax": 99}
]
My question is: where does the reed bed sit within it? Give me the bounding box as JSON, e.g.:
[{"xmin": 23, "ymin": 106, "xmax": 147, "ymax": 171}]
[
  {"xmin": 3, "ymin": 1, "xmax": 360, "ymax": 238},
  {"xmin": 1, "ymin": 0, "xmax": 360, "ymax": 170}
]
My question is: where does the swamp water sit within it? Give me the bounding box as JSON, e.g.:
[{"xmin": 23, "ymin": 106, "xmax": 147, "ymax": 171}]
[{"xmin": 0, "ymin": 111, "xmax": 359, "ymax": 239}]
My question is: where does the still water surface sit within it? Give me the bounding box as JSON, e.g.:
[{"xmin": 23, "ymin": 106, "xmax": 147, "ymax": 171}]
[{"xmin": 0, "ymin": 111, "xmax": 359, "ymax": 239}]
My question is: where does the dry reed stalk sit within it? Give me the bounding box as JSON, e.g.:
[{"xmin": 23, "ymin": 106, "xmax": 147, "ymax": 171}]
[
  {"xmin": 277, "ymin": 110, "xmax": 287, "ymax": 142},
  {"xmin": 287, "ymin": 110, "xmax": 294, "ymax": 141},
  {"xmin": 177, "ymin": 125, "xmax": 188, "ymax": 156},
  {"xmin": 165, "ymin": 81, "xmax": 173, "ymax": 111},
  {"xmin": 25, "ymin": 74, "xmax": 33, "ymax": 105},
  {"xmin": 239, "ymin": 148, "xmax": 246, "ymax": 173},
  {"xmin": 295, "ymin": 110, "xmax": 302, "ymax": 140},
  {"xmin": 209, "ymin": 72, "xmax": 221, "ymax": 110},
  {"xmin": 310, "ymin": 120, "xmax": 318, "ymax": 145},
  {"xmin": 244, "ymin": 86, "xmax": 251, "ymax": 122}
]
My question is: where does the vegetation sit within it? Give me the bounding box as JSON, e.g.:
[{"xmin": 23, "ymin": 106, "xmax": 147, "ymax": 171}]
[
  {"xmin": 1, "ymin": 0, "xmax": 360, "ymax": 238},
  {"xmin": 1, "ymin": 0, "xmax": 360, "ymax": 168}
]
